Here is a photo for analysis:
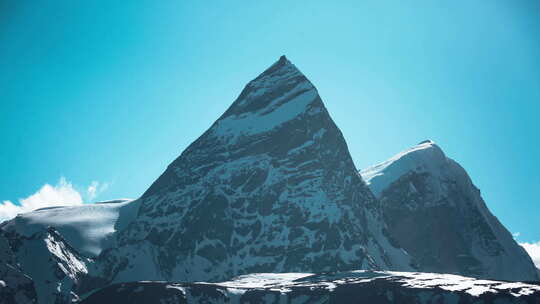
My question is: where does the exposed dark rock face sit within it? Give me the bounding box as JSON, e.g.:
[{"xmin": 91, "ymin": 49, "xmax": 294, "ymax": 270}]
[
  {"xmin": 97, "ymin": 56, "xmax": 412, "ymax": 284},
  {"xmin": 361, "ymin": 140, "xmax": 539, "ymax": 282},
  {"xmin": 80, "ymin": 271, "xmax": 540, "ymax": 304},
  {"xmin": 0, "ymin": 233, "xmax": 36, "ymax": 304}
]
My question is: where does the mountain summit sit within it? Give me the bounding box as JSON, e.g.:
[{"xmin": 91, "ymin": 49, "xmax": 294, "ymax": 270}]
[
  {"xmin": 142, "ymin": 55, "xmax": 318, "ymax": 197},
  {"xmin": 98, "ymin": 56, "xmax": 413, "ymax": 284}
]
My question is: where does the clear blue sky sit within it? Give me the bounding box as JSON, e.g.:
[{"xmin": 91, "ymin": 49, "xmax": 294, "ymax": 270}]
[{"xmin": 1, "ymin": 1, "xmax": 539, "ymax": 242}]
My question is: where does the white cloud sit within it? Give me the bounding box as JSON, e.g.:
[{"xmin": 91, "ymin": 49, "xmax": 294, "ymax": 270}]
[
  {"xmin": 87, "ymin": 181, "xmax": 99, "ymax": 201},
  {"xmin": 513, "ymin": 232, "xmax": 521, "ymax": 238},
  {"xmin": 0, "ymin": 177, "xmax": 109, "ymax": 223},
  {"xmin": 520, "ymin": 242, "xmax": 540, "ymax": 269},
  {"xmin": 87, "ymin": 181, "xmax": 109, "ymax": 201}
]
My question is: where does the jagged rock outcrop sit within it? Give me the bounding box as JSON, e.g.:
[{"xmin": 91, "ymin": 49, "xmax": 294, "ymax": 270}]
[
  {"xmin": 1, "ymin": 226, "xmax": 90, "ymax": 304},
  {"xmin": 96, "ymin": 56, "xmax": 413, "ymax": 284},
  {"xmin": 360, "ymin": 140, "xmax": 539, "ymax": 282}
]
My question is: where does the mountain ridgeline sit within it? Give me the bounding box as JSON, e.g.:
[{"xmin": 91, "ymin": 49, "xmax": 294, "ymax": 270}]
[{"xmin": 0, "ymin": 56, "xmax": 538, "ymax": 304}]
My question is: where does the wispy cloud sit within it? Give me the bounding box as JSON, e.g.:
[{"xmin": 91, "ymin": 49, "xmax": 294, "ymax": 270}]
[
  {"xmin": 0, "ymin": 177, "xmax": 109, "ymax": 222},
  {"xmin": 87, "ymin": 181, "xmax": 109, "ymax": 201},
  {"xmin": 520, "ymin": 242, "xmax": 540, "ymax": 269}
]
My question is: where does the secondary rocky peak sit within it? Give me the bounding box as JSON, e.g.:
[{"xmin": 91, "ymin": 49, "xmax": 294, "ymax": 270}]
[{"xmin": 360, "ymin": 141, "xmax": 539, "ymax": 282}]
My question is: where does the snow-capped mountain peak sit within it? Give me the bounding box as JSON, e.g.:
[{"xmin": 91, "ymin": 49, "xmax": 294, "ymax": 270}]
[
  {"xmin": 360, "ymin": 141, "xmax": 539, "ymax": 281},
  {"xmin": 210, "ymin": 56, "xmax": 318, "ymax": 144},
  {"xmin": 360, "ymin": 140, "xmax": 446, "ymax": 198},
  {"xmin": 101, "ymin": 56, "xmax": 413, "ymax": 284}
]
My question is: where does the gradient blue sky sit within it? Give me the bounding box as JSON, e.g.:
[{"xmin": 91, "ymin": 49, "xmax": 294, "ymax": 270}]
[{"xmin": 1, "ymin": 1, "xmax": 539, "ymax": 242}]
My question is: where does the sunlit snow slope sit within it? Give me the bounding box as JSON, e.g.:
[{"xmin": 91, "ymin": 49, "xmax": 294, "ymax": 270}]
[{"xmin": 3, "ymin": 199, "xmax": 136, "ymax": 257}]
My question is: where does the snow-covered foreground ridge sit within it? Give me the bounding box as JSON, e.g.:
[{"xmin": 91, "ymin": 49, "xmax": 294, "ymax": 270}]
[{"xmin": 81, "ymin": 271, "xmax": 540, "ymax": 304}]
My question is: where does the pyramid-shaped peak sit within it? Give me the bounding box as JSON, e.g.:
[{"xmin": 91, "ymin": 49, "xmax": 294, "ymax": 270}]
[
  {"xmin": 127, "ymin": 57, "xmax": 414, "ymax": 282},
  {"xmin": 212, "ymin": 57, "xmax": 322, "ymax": 142},
  {"xmin": 259, "ymin": 55, "xmax": 292, "ymax": 75},
  {"xmin": 247, "ymin": 55, "xmax": 306, "ymax": 89},
  {"xmin": 273, "ymin": 55, "xmax": 289, "ymax": 67}
]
